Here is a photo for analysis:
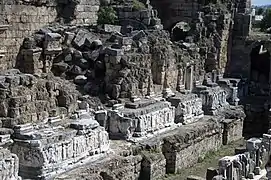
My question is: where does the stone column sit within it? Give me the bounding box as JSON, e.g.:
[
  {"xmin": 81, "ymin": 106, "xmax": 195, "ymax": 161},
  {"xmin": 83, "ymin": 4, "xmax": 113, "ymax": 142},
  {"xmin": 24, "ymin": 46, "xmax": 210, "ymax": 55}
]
[
  {"xmin": 162, "ymin": 70, "xmax": 174, "ymax": 98},
  {"xmin": 185, "ymin": 65, "xmax": 193, "ymax": 91},
  {"xmin": 177, "ymin": 68, "xmax": 185, "ymax": 91},
  {"xmin": 21, "ymin": 48, "xmax": 43, "ymax": 75},
  {"xmin": 246, "ymin": 138, "xmax": 262, "ymax": 176}
]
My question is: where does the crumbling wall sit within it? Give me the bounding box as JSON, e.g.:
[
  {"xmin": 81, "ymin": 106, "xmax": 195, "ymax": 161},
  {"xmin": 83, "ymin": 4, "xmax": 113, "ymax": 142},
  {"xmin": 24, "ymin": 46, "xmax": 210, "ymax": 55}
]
[
  {"xmin": 0, "ymin": 0, "xmax": 100, "ymax": 70},
  {"xmin": 150, "ymin": 0, "xmax": 200, "ymax": 30},
  {"xmin": 0, "ymin": 69, "xmax": 79, "ymax": 127},
  {"xmin": 162, "ymin": 121, "xmax": 223, "ymax": 174}
]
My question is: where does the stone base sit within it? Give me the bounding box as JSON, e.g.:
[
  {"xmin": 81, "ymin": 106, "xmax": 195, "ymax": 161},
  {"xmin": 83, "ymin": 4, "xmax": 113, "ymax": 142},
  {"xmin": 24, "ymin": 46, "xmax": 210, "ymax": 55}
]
[
  {"xmin": 11, "ymin": 113, "xmax": 110, "ymax": 179},
  {"xmin": 109, "ymin": 99, "xmax": 175, "ymax": 140},
  {"xmin": 0, "ymin": 148, "xmax": 21, "ymax": 180}
]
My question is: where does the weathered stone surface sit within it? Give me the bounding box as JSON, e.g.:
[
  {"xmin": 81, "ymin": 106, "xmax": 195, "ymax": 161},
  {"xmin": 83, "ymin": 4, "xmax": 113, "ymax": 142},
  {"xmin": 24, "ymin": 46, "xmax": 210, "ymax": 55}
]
[
  {"xmin": 0, "ymin": 0, "xmax": 261, "ymax": 179},
  {"xmin": 168, "ymin": 93, "xmax": 204, "ymax": 124},
  {"xmin": 108, "ymin": 99, "xmax": 175, "ymax": 140},
  {"xmin": 12, "ymin": 112, "xmax": 110, "ymax": 179}
]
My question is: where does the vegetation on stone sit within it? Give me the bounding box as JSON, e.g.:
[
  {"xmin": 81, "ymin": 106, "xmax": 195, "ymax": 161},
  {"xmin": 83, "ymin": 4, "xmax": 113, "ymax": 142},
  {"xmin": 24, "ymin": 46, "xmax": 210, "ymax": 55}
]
[
  {"xmin": 132, "ymin": 0, "xmax": 146, "ymax": 11},
  {"xmin": 97, "ymin": 6, "xmax": 117, "ymax": 25}
]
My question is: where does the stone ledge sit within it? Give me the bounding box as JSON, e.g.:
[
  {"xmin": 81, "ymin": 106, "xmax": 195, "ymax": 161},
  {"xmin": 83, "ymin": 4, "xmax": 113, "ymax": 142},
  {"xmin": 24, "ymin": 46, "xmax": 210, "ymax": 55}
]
[{"xmin": 0, "ymin": 25, "xmax": 11, "ymax": 32}]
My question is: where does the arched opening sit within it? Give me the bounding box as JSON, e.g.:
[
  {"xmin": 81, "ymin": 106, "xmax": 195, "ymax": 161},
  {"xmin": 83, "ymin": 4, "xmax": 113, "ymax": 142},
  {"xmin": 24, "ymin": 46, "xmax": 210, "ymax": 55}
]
[
  {"xmin": 170, "ymin": 21, "xmax": 190, "ymax": 42},
  {"xmin": 249, "ymin": 44, "xmax": 271, "ymax": 96}
]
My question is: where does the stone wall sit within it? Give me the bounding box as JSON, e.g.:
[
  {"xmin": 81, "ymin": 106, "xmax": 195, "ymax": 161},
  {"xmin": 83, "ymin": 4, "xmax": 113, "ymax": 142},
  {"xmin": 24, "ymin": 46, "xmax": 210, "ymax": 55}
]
[
  {"xmin": 162, "ymin": 121, "xmax": 223, "ymax": 174},
  {"xmin": 222, "ymin": 118, "xmax": 244, "ymax": 145},
  {"xmin": 150, "ymin": 0, "xmax": 200, "ymax": 29},
  {"xmin": 0, "ymin": 69, "xmax": 79, "ymax": 127},
  {"xmin": 0, "ymin": 148, "xmax": 20, "ymax": 180},
  {"xmin": 54, "ymin": 118, "xmax": 244, "ymax": 180},
  {"xmin": 0, "ymin": 0, "xmax": 100, "ymax": 70}
]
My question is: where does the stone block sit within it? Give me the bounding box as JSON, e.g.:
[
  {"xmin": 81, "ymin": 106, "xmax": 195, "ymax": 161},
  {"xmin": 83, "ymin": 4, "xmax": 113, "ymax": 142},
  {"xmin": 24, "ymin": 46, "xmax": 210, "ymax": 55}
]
[
  {"xmin": 70, "ymin": 118, "xmax": 100, "ymax": 130},
  {"xmin": 0, "ymin": 148, "xmax": 20, "ymax": 180},
  {"xmin": 105, "ymin": 47, "xmax": 124, "ymax": 56},
  {"xmin": 11, "ymin": 119, "xmax": 110, "ymax": 179},
  {"xmin": 63, "ymin": 32, "xmax": 75, "ymax": 46},
  {"xmin": 72, "ymin": 29, "xmax": 89, "ymax": 48},
  {"xmin": 246, "ymin": 138, "xmax": 262, "ymax": 151},
  {"xmin": 104, "ymin": 24, "xmax": 122, "ymax": 33},
  {"xmin": 109, "ymin": 101, "xmax": 175, "ymax": 139},
  {"xmin": 206, "ymin": 167, "xmax": 218, "ymax": 180},
  {"xmin": 187, "ymin": 175, "xmax": 205, "ymax": 180},
  {"xmin": 95, "ymin": 110, "xmax": 107, "ymax": 127},
  {"xmin": 132, "ymin": 30, "xmax": 146, "ymax": 41},
  {"xmin": 140, "ymin": 152, "xmax": 166, "ymax": 180}
]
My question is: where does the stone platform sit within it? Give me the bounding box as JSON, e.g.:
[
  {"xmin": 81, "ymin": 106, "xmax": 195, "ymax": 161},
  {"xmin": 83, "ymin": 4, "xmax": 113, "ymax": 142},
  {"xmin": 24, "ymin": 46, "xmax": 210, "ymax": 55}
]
[
  {"xmin": 168, "ymin": 93, "xmax": 204, "ymax": 124},
  {"xmin": 11, "ymin": 111, "xmax": 110, "ymax": 179},
  {"xmin": 108, "ymin": 98, "xmax": 175, "ymax": 140}
]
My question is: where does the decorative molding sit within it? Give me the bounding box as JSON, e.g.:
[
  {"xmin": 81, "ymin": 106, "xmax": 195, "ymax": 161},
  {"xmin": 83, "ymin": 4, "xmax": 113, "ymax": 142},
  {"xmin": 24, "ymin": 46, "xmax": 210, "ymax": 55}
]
[{"xmin": 0, "ymin": 25, "xmax": 11, "ymax": 32}]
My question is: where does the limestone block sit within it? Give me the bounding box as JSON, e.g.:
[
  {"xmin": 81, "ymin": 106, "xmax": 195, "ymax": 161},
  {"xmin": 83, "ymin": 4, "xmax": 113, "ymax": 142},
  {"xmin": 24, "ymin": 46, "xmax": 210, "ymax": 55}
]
[
  {"xmin": 196, "ymin": 85, "xmax": 229, "ymax": 115},
  {"xmin": 168, "ymin": 93, "xmax": 204, "ymax": 124},
  {"xmin": 95, "ymin": 110, "xmax": 107, "ymax": 127},
  {"xmin": 104, "ymin": 47, "xmax": 124, "ymax": 56},
  {"xmin": 246, "ymin": 138, "xmax": 262, "ymax": 151},
  {"xmin": 140, "ymin": 152, "xmax": 166, "ymax": 180},
  {"xmin": 108, "ymin": 100, "xmax": 175, "ymax": 139},
  {"xmin": 63, "ymin": 32, "xmax": 75, "ymax": 46},
  {"xmin": 103, "ymin": 24, "xmax": 121, "ymax": 33},
  {"xmin": 0, "ymin": 148, "xmax": 21, "ymax": 180},
  {"xmin": 12, "ymin": 119, "xmax": 110, "ymax": 179},
  {"xmin": 44, "ymin": 33, "xmax": 62, "ymax": 53},
  {"xmin": 70, "ymin": 118, "xmax": 100, "ymax": 130}
]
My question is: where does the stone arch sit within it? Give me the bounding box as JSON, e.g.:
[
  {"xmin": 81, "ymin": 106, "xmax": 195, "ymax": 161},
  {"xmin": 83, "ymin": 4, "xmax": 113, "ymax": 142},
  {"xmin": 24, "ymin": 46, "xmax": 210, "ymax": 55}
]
[
  {"xmin": 119, "ymin": 18, "xmax": 148, "ymax": 31},
  {"xmin": 170, "ymin": 21, "xmax": 191, "ymax": 41}
]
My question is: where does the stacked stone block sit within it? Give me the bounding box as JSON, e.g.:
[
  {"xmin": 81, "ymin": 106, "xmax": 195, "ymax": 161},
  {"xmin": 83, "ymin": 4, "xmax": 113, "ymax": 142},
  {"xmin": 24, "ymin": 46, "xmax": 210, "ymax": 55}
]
[
  {"xmin": 0, "ymin": 69, "xmax": 78, "ymax": 127},
  {"xmin": 108, "ymin": 98, "xmax": 175, "ymax": 140},
  {"xmin": 11, "ymin": 109, "xmax": 110, "ymax": 179},
  {"xmin": 168, "ymin": 93, "xmax": 204, "ymax": 124},
  {"xmin": 0, "ymin": 0, "xmax": 100, "ymax": 71}
]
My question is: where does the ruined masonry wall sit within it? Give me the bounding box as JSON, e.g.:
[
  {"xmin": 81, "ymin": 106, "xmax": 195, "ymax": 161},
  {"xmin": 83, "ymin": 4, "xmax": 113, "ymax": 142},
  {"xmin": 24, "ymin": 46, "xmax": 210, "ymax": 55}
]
[
  {"xmin": 150, "ymin": 0, "xmax": 200, "ymax": 29},
  {"xmin": 171, "ymin": 133, "xmax": 222, "ymax": 173},
  {"xmin": 0, "ymin": 148, "xmax": 20, "ymax": 180},
  {"xmin": 0, "ymin": 0, "xmax": 99, "ymax": 70},
  {"xmin": 222, "ymin": 119, "xmax": 243, "ymax": 145}
]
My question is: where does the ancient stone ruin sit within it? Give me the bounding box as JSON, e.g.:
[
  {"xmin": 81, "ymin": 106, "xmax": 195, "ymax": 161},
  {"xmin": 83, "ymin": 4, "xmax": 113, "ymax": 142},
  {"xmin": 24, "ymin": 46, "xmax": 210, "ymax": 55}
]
[{"xmin": 0, "ymin": 0, "xmax": 271, "ymax": 179}]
